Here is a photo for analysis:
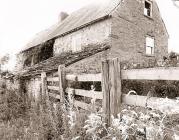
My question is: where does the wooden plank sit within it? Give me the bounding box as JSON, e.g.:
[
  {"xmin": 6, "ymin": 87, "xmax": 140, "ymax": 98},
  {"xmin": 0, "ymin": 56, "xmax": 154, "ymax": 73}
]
[
  {"xmin": 102, "ymin": 60, "xmax": 110, "ymax": 126},
  {"xmin": 58, "ymin": 65, "xmax": 66, "ymax": 103},
  {"xmin": 66, "ymin": 88, "xmax": 103, "ymax": 100},
  {"xmin": 41, "ymin": 72, "xmax": 47, "ymax": 101},
  {"xmin": 109, "ymin": 58, "xmax": 122, "ymax": 118},
  {"xmin": 109, "ymin": 59, "xmax": 115, "ymax": 117},
  {"xmin": 74, "ymin": 100, "xmax": 91, "ymax": 110},
  {"xmin": 65, "ymin": 87, "xmax": 75, "ymax": 95},
  {"xmin": 77, "ymin": 74, "xmax": 101, "ymax": 82},
  {"xmin": 49, "ymin": 92, "xmax": 61, "ymax": 100},
  {"xmin": 122, "ymin": 68, "xmax": 179, "ymax": 80},
  {"xmin": 66, "ymin": 73, "xmax": 101, "ymax": 82},
  {"xmin": 47, "ymin": 77, "xmax": 59, "ymax": 82},
  {"xmin": 66, "ymin": 74, "xmax": 77, "ymax": 81},
  {"xmin": 47, "ymin": 86, "xmax": 59, "ymax": 91},
  {"xmin": 53, "ymin": 71, "xmax": 58, "ymax": 77},
  {"xmin": 122, "ymin": 94, "xmax": 179, "ymax": 113},
  {"xmin": 115, "ymin": 59, "xmax": 122, "ymax": 116},
  {"xmin": 65, "ymin": 68, "xmax": 179, "ymax": 81}
]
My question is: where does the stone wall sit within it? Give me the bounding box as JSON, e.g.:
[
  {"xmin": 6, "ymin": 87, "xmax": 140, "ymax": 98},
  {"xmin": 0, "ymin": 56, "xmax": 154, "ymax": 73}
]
[
  {"xmin": 5, "ymin": 79, "xmax": 20, "ymax": 91},
  {"xmin": 25, "ymin": 77, "xmax": 41, "ymax": 100},
  {"xmin": 64, "ymin": 0, "xmax": 169, "ymax": 72},
  {"xmin": 53, "ymin": 19, "xmax": 111, "ymax": 55},
  {"xmin": 109, "ymin": 0, "xmax": 168, "ymax": 64},
  {"xmin": 15, "ymin": 45, "xmax": 41, "ymax": 72},
  {"xmin": 66, "ymin": 50, "xmax": 108, "ymax": 74}
]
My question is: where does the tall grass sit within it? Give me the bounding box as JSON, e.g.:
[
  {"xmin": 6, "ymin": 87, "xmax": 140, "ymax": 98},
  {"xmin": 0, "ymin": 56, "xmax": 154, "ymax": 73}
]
[
  {"xmin": 0, "ymin": 87, "xmax": 64, "ymax": 139},
  {"xmin": 0, "ymin": 86, "xmax": 88, "ymax": 140},
  {"xmin": 0, "ymin": 83, "xmax": 179, "ymax": 139}
]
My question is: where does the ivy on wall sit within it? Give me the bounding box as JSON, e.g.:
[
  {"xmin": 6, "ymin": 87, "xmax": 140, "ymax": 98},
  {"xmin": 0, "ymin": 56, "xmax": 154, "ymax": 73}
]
[
  {"xmin": 38, "ymin": 39, "xmax": 54, "ymax": 62},
  {"xmin": 23, "ymin": 39, "xmax": 55, "ymax": 68}
]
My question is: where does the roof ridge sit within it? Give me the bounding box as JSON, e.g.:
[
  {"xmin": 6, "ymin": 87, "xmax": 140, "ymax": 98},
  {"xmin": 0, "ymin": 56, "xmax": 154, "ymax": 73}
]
[{"xmin": 21, "ymin": 0, "xmax": 120, "ymax": 52}]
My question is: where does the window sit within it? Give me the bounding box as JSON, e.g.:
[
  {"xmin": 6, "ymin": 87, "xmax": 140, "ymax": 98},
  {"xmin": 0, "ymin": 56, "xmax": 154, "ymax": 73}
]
[
  {"xmin": 72, "ymin": 34, "xmax": 82, "ymax": 52},
  {"xmin": 146, "ymin": 36, "xmax": 154, "ymax": 55},
  {"xmin": 144, "ymin": 0, "xmax": 152, "ymax": 17}
]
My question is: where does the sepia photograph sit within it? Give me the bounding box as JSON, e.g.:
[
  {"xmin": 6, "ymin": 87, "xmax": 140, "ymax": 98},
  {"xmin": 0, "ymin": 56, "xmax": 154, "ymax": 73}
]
[{"xmin": 0, "ymin": 0, "xmax": 179, "ymax": 139}]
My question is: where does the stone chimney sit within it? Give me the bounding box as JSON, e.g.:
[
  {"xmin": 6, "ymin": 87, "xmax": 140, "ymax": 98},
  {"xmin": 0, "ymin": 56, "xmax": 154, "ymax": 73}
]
[{"xmin": 58, "ymin": 12, "xmax": 69, "ymax": 22}]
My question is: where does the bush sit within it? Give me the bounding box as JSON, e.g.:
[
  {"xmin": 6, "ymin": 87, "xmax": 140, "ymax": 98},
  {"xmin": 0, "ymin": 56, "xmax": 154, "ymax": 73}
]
[
  {"xmin": 122, "ymin": 80, "xmax": 179, "ymax": 99},
  {"xmin": 0, "ymin": 89, "xmax": 28, "ymax": 122},
  {"xmin": 0, "ymin": 87, "xmax": 65, "ymax": 139}
]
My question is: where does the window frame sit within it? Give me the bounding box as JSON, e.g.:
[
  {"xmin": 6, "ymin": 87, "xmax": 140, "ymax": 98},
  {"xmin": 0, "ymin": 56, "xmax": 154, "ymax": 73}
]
[
  {"xmin": 145, "ymin": 36, "xmax": 155, "ymax": 55},
  {"xmin": 144, "ymin": 0, "xmax": 153, "ymax": 18}
]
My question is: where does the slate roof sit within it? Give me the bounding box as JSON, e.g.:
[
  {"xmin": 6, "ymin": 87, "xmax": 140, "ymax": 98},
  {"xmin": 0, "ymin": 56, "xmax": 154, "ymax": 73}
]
[{"xmin": 21, "ymin": 0, "xmax": 120, "ymax": 52}]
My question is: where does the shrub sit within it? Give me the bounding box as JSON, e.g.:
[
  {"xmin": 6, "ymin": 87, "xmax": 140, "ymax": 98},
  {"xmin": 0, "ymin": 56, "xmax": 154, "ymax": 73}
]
[{"xmin": 0, "ymin": 89, "xmax": 29, "ymax": 122}]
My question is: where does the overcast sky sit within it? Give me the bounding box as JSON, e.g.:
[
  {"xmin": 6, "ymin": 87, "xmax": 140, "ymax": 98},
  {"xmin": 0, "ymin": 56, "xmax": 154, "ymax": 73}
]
[{"xmin": 0, "ymin": 0, "xmax": 179, "ymax": 58}]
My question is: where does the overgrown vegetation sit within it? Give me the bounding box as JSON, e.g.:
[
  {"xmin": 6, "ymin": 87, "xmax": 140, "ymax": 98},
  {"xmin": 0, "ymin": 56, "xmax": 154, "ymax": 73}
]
[
  {"xmin": 0, "ymin": 84, "xmax": 179, "ymax": 140},
  {"xmin": 122, "ymin": 80, "xmax": 179, "ymax": 98},
  {"xmin": 0, "ymin": 81, "xmax": 87, "ymax": 139},
  {"xmin": 23, "ymin": 39, "xmax": 54, "ymax": 68},
  {"xmin": 1, "ymin": 66, "xmax": 179, "ymax": 140}
]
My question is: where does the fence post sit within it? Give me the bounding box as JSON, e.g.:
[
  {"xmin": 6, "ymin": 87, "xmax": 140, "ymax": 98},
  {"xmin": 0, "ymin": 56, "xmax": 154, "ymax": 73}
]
[
  {"xmin": 41, "ymin": 72, "xmax": 47, "ymax": 96},
  {"xmin": 102, "ymin": 60, "xmax": 110, "ymax": 126},
  {"xmin": 102, "ymin": 58, "xmax": 122, "ymax": 126},
  {"xmin": 41, "ymin": 72, "xmax": 47, "ymax": 104},
  {"xmin": 58, "ymin": 65, "xmax": 66, "ymax": 103},
  {"xmin": 109, "ymin": 58, "xmax": 122, "ymax": 118}
]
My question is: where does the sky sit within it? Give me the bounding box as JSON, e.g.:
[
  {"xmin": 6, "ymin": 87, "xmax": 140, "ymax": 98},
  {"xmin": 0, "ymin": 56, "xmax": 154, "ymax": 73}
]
[{"xmin": 0, "ymin": 0, "xmax": 179, "ymax": 70}]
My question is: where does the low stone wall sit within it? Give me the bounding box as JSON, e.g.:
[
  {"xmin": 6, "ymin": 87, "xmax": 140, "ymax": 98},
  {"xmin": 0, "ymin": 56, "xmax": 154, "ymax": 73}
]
[
  {"xmin": 2, "ymin": 76, "xmax": 41, "ymax": 102},
  {"xmin": 24, "ymin": 77, "xmax": 41, "ymax": 101}
]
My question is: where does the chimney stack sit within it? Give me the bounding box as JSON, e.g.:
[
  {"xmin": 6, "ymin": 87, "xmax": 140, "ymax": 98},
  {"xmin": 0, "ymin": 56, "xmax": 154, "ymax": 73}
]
[{"xmin": 58, "ymin": 12, "xmax": 68, "ymax": 22}]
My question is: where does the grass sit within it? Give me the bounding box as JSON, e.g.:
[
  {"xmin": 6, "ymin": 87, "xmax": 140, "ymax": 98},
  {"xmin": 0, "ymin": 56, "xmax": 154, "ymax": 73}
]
[
  {"xmin": 0, "ymin": 86, "xmax": 88, "ymax": 140},
  {"xmin": 0, "ymin": 88, "xmax": 62, "ymax": 139},
  {"xmin": 0, "ymin": 81, "xmax": 179, "ymax": 139}
]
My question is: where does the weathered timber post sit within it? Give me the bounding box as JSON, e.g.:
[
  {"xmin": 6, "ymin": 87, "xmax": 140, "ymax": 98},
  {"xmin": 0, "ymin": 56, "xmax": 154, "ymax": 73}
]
[
  {"xmin": 102, "ymin": 58, "xmax": 122, "ymax": 126},
  {"xmin": 102, "ymin": 60, "xmax": 111, "ymax": 126},
  {"xmin": 41, "ymin": 72, "xmax": 48, "ymax": 104},
  {"xmin": 109, "ymin": 58, "xmax": 122, "ymax": 117},
  {"xmin": 58, "ymin": 65, "xmax": 66, "ymax": 103},
  {"xmin": 41, "ymin": 72, "xmax": 47, "ymax": 96}
]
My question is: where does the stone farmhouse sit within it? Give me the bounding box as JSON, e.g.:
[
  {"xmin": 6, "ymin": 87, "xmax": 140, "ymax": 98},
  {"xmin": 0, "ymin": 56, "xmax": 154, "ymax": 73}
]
[
  {"xmin": 16, "ymin": 0, "xmax": 168, "ymax": 74},
  {"xmin": 14, "ymin": 0, "xmax": 168, "ymax": 97}
]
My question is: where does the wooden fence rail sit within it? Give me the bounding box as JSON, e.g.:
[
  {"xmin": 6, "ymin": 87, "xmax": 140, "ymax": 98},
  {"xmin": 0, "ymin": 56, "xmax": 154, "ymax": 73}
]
[
  {"xmin": 47, "ymin": 77, "xmax": 59, "ymax": 82},
  {"xmin": 122, "ymin": 67, "xmax": 179, "ymax": 80},
  {"xmin": 66, "ymin": 88, "xmax": 103, "ymax": 100},
  {"xmin": 65, "ymin": 67, "xmax": 179, "ymax": 82},
  {"xmin": 41, "ymin": 58, "xmax": 179, "ymax": 126},
  {"xmin": 66, "ymin": 73, "xmax": 101, "ymax": 82},
  {"xmin": 47, "ymin": 86, "xmax": 59, "ymax": 91}
]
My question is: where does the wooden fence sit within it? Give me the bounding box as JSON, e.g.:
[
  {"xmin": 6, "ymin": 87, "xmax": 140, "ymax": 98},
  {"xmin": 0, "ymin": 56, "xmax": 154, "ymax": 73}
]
[
  {"xmin": 65, "ymin": 73, "xmax": 102, "ymax": 111},
  {"xmin": 41, "ymin": 58, "xmax": 179, "ymax": 126}
]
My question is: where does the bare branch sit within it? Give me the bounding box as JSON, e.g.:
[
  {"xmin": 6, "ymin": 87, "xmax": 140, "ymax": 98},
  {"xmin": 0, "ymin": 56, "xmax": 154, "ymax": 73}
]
[
  {"xmin": 0, "ymin": 54, "xmax": 10, "ymax": 65},
  {"xmin": 172, "ymin": 0, "xmax": 179, "ymax": 8}
]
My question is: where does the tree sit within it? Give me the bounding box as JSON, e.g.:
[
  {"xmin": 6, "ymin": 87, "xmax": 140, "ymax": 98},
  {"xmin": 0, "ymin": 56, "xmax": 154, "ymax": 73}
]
[
  {"xmin": 0, "ymin": 54, "xmax": 10, "ymax": 72},
  {"xmin": 0, "ymin": 54, "xmax": 9, "ymax": 65},
  {"xmin": 172, "ymin": 0, "xmax": 179, "ymax": 8}
]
